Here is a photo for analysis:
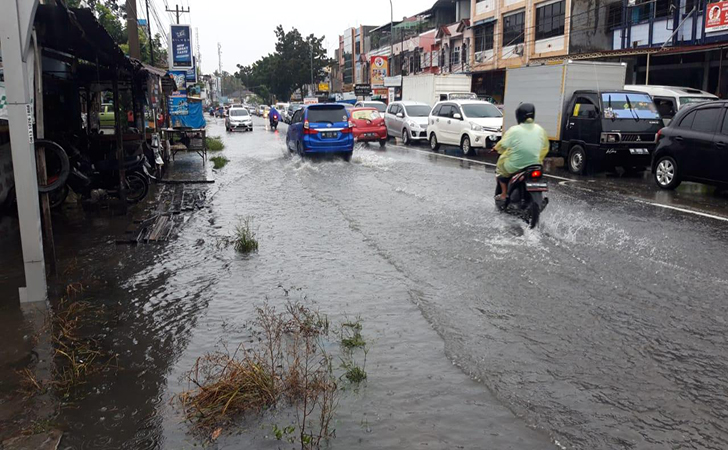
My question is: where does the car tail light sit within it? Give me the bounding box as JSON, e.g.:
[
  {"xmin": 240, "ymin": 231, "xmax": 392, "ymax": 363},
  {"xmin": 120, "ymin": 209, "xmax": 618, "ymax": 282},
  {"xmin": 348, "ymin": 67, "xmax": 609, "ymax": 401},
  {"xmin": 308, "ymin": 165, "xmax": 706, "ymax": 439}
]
[
  {"xmin": 341, "ymin": 127, "xmax": 352, "ymax": 134},
  {"xmin": 530, "ymin": 170, "xmax": 542, "ymax": 179},
  {"xmin": 303, "ymin": 121, "xmax": 318, "ymax": 135},
  {"xmin": 303, "ymin": 120, "xmax": 310, "ymax": 130}
]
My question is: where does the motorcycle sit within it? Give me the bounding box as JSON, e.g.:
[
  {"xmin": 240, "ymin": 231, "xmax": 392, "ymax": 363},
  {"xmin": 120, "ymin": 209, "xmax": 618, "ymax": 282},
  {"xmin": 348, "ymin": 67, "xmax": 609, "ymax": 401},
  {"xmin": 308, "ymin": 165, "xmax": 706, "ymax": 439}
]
[
  {"xmin": 269, "ymin": 115, "xmax": 279, "ymax": 131},
  {"xmin": 494, "ymin": 164, "xmax": 549, "ymax": 228}
]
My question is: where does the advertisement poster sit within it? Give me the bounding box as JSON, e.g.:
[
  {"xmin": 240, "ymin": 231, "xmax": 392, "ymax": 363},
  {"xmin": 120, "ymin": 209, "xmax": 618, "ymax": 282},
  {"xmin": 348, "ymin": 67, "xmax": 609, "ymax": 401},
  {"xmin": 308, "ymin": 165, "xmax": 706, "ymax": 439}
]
[
  {"xmin": 169, "ymin": 70, "xmax": 187, "ymax": 94},
  {"xmin": 170, "ymin": 25, "xmax": 192, "ymax": 68},
  {"xmin": 169, "ymin": 94, "xmax": 189, "ymax": 116},
  {"xmin": 706, "ymin": 1, "xmax": 728, "ymax": 32},
  {"xmin": 370, "ymin": 56, "xmax": 388, "ymax": 87},
  {"xmin": 185, "ymin": 56, "xmax": 197, "ymax": 83}
]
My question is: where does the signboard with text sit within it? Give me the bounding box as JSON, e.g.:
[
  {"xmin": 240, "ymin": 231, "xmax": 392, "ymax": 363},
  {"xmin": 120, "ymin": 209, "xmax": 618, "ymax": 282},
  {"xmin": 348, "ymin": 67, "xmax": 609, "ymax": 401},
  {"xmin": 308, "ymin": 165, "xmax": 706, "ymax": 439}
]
[
  {"xmin": 169, "ymin": 70, "xmax": 187, "ymax": 94},
  {"xmin": 169, "ymin": 94, "xmax": 189, "ymax": 116},
  {"xmin": 170, "ymin": 24, "xmax": 193, "ymax": 68},
  {"xmin": 370, "ymin": 56, "xmax": 388, "ymax": 87},
  {"xmin": 706, "ymin": 1, "xmax": 728, "ymax": 32},
  {"xmin": 355, "ymin": 84, "xmax": 372, "ymax": 97}
]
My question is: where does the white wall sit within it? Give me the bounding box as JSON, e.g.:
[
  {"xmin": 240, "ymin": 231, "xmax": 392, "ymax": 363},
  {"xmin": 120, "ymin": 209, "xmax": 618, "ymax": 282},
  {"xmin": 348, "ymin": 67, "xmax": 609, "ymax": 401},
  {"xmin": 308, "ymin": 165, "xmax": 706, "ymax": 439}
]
[{"xmin": 534, "ymin": 35, "xmax": 565, "ymax": 53}]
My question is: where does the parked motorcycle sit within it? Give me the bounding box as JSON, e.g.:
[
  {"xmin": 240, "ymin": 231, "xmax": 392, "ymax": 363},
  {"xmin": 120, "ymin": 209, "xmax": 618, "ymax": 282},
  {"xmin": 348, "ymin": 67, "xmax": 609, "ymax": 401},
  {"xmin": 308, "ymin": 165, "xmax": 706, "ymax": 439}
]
[{"xmin": 494, "ymin": 165, "xmax": 549, "ymax": 228}]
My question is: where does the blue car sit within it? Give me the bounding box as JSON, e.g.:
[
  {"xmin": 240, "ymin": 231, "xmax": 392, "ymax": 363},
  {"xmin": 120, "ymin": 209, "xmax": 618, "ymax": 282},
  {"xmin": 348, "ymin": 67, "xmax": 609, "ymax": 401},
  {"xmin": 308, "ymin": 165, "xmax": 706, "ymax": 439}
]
[{"xmin": 286, "ymin": 103, "xmax": 354, "ymax": 160}]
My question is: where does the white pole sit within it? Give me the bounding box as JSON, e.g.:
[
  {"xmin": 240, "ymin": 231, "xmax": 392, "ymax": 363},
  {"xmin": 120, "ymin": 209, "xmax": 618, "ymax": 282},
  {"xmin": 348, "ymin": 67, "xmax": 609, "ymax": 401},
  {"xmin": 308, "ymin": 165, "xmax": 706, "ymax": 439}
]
[{"xmin": 0, "ymin": 0, "xmax": 47, "ymax": 304}]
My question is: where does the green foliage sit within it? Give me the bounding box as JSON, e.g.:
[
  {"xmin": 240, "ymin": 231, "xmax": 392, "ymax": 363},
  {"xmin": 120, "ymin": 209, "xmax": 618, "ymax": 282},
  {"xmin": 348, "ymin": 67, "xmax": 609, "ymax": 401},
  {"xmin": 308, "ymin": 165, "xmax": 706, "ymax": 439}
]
[
  {"xmin": 210, "ymin": 155, "xmax": 229, "ymax": 170},
  {"xmin": 232, "ymin": 217, "xmax": 258, "ymax": 253},
  {"xmin": 206, "ymin": 136, "xmax": 225, "ymax": 151},
  {"xmin": 343, "ymin": 364, "xmax": 367, "ymax": 383},
  {"xmin": 272, "ymin": 424, "xmax": 296, "ymax": 442},
  {"xmin": 235, "ymin": 25, "xmax": 333, "ymax": 102}
]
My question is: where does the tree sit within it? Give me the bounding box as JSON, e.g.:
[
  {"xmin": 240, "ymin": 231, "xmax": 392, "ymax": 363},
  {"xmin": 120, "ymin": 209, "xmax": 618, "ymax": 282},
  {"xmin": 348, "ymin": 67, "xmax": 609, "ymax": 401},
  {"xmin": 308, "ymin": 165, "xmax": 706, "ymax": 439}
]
[{"xmin": 234, "ymin": 25, "xmax": 332, "ymax": 102}]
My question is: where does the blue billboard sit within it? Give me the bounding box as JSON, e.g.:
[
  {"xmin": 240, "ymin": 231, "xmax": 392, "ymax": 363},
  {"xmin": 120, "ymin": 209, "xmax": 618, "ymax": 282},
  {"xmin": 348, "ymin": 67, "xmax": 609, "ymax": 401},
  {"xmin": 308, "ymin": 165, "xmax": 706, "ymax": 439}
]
[{"xmin": 170, "ymin": 25, "xmax": 192, "ymax": 68}]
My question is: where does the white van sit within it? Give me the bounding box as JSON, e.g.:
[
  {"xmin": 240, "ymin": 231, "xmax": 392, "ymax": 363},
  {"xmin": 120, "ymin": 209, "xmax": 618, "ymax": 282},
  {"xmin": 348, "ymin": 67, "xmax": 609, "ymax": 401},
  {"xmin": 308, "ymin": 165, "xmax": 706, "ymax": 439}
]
[{"xmin": 623, "ymin": 85, "xmax": 718, "ymax": 124}]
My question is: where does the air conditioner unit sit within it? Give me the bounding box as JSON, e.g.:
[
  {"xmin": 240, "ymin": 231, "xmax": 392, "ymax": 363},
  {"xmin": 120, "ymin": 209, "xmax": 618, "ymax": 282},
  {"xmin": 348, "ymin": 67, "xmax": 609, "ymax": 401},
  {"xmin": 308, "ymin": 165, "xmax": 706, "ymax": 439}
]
[
  {"xmin": 514, "ymin": 44, "xmax": 524, "ymax": 56},
  {"xmin": 475, "ymin": 51, "xmax": 484, "ymax": 63}
]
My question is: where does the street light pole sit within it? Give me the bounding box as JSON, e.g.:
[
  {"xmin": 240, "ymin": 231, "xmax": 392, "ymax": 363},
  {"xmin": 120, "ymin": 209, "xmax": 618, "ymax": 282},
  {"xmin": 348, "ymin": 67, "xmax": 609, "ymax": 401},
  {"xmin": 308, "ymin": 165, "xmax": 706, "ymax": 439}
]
[{"xmin": 389, "ymin": 0, "xmax": 394, "ymax": 58}]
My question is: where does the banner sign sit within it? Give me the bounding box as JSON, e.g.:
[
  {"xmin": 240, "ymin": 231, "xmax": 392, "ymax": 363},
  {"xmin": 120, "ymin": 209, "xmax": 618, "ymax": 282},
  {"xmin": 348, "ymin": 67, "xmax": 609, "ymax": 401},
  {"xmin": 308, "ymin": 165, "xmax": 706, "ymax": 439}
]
[
  {"xmin": 169, "ymin": 94, "xmax": 189, "ymax": 116},
  {"xmin": 169, "ymin": 70, "xmax": 187, "ymax": 94},
  {"xmin": 370, "ymin": 56, "xmax": 388, "ymax": 87},
  {"xmin": 185, "ymin": 56, "xmax": 197, "ymax": 83},
  {"xmin": 303, "ymin": 97, "xmax": 319, "ymax": 105},
  {"xmin": 355, "ymin": 84, "xmax": 372, "ymax": 97},
  {"xmin": 318, "ymin": 82, "xmax": 330, "ymax": 92},
  {"xmin": 170, "ymin": 24, "xmax": 193, "ymax": 68},
  {"xmin": 706, "ymin": 1, "xmax": 728, "ymax": 32}
]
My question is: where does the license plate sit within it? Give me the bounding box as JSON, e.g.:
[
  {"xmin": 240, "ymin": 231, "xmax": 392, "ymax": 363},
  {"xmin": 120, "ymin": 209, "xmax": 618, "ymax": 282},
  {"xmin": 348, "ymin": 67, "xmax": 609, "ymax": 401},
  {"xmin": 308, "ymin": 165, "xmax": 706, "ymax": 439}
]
[
  {"xmin": 321, "ymin": 131, "xmax": 337, "ymax": 139},
  {"xmin": 629, "ymin": 148, "xmax": 649, "ymax": 155},
  {"xmin": 366, "ymin": 133, "xmax": 377, "ymax": 138},
  {"xmin": 526, "ymin": 182, "xmax": 548, "ymax": 191}
]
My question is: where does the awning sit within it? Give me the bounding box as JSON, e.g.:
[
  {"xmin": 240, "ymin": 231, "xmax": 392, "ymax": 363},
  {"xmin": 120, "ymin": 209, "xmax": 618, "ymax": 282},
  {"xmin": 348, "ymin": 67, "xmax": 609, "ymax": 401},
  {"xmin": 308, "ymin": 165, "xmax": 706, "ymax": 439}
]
[
  {"xmin": 531, "ymin": 42, "xmax": 728, "ymax": 63},
  {"xmin": 35, "ymin": 5, "xmax": 132, "ymax": 70},
  {"xmin": 473, "ymin": 17, "xmax": 497, "ymax": 27}
]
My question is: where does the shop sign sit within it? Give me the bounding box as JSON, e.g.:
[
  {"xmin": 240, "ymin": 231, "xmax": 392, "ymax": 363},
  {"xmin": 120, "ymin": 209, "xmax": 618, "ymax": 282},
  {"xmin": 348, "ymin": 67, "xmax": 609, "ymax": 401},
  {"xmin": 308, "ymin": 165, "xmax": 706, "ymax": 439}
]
[
  {"xmin": 170, "ymin": 24, "xmax": 193, "ymax": 68},
  {"xmin": 706, "ymin": 1, "xmax": 728, "ymax": 33},
  {"xmin": 370, "ymin": 56, "xmax": 388, "ymax": 87}
]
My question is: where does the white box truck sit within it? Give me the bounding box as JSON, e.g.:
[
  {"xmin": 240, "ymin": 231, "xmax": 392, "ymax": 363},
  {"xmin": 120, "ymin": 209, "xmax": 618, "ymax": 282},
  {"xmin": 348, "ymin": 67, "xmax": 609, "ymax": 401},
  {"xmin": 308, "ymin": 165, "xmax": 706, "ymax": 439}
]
[
  {"xmin": 503, "ymin": 61, "xmax": 663, "ymax": 174},
  {"xmin": 402, "ymin": 74, "xmax": 474, "ymax": 107}
]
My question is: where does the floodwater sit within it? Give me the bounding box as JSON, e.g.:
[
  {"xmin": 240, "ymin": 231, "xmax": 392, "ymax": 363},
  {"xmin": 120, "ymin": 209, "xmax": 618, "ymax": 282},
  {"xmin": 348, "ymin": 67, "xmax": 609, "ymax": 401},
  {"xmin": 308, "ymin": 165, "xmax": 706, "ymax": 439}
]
[{"xmin": 2, "ymin": 116, "xmax": 728, "ymax": 449}]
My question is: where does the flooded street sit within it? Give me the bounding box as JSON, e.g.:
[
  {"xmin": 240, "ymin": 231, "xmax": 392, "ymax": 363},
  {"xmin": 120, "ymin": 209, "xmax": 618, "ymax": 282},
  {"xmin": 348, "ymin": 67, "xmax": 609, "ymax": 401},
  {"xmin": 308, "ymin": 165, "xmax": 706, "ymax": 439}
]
[{"xmin": 2, "ymin": 116, "xmax": 728, "ymax": 449}]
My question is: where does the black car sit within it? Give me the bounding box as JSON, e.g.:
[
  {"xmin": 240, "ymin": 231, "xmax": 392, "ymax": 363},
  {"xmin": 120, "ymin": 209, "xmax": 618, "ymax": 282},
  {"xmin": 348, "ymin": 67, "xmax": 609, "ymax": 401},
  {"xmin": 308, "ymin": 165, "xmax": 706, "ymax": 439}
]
[{"xmin": 653, "ymin": 100, "xmax": 728, "ymax": 190}]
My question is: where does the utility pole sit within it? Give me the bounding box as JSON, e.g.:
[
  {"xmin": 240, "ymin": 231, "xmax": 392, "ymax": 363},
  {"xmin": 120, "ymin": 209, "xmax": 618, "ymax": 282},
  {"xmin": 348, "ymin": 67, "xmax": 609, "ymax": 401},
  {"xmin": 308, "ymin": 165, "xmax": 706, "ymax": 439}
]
[
  {"xmin": 145, "ymin": 0, "xmax": 153, "ymax": 65},
  {"xmin": 126, "ymin": 0, "xmax": 141, "ymax": 59},
  {"xmin": 310, "ymin": 43, "xmax": 314, "ymax": 96},
  {"xmin": 389, "ymin": 0, "xmax": 394, "ymax": 61},
  {"xmin": 165, "ymin": 3, "xmax": 190, "ymax": 24},
  {"xmin": 218, "ymin": 42, "xmax": 223, "ymax": 97}
]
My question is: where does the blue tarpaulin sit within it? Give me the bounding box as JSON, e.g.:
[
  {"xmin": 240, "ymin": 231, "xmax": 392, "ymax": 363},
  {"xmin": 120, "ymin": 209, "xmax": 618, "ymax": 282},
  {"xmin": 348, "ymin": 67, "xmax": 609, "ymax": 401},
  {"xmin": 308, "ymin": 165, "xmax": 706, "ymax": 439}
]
[{"xmin": 170, "ymin": 100, "xmax": 206, "ymax": 128}]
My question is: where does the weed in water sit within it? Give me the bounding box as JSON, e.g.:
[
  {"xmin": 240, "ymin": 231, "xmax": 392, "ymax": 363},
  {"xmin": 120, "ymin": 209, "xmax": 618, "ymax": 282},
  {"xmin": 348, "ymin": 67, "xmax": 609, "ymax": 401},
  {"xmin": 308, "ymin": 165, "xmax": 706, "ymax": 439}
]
[
  {"xmin": 233, "ymin": 217, "xmax": 258, "ymax": 253},
  {"xmin": 340, "ymin": 318, "xmax": 365, "ymax": 349},
  {"xmin": 341, "ymin": 360, "xmax": 367, "ymax": 383},
  {"xmin": 211, "ymin": 155, "xmax": 229, "ymax": 169},
  {"xmin": 206, "ymin": 136, "xmax": 225, "ymax": 151},
  {"xmin": 177, "ymin": 301, "xmax": 339, "ymax": 448}
]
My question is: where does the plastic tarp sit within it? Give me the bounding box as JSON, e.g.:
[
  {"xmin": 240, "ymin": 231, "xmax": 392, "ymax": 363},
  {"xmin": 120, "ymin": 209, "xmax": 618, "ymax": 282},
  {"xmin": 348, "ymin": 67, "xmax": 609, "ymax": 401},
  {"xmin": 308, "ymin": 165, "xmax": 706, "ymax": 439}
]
[
  {"xmin": 0, "ymin": 82, "xmax": 7, "ymax": 121},
  {"xmin": 170, "ymin": 99, "xmax": 206, "ymax": 128}
]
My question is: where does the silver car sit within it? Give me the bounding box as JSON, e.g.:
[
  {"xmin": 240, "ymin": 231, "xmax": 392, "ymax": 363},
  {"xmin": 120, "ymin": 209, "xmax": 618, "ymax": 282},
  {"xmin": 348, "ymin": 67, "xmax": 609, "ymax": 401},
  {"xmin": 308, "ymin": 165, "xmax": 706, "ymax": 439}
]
[{"xmin": 384, "ymin": 101, "xmax": 432, "ymax": 145}]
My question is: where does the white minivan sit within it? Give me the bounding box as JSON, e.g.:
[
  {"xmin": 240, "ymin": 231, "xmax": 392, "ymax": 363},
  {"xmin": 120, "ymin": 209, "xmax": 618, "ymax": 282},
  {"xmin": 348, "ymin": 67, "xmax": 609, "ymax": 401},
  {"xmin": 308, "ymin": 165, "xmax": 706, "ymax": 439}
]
[
  {"xmin": 427, "ymin": 100, "xmax": 502, "ymax": 156},
  {"xmin": 623, "ymin": 85, "xmax": 718, "ymax": 124}
]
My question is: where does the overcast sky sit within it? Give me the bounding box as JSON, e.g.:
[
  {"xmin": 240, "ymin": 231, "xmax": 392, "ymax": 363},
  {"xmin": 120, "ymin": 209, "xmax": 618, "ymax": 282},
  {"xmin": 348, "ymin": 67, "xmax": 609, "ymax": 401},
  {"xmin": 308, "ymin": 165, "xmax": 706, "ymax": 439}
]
[{"xmin": 161, "ymin": 0, "xmax": 433, "ymax": 74}]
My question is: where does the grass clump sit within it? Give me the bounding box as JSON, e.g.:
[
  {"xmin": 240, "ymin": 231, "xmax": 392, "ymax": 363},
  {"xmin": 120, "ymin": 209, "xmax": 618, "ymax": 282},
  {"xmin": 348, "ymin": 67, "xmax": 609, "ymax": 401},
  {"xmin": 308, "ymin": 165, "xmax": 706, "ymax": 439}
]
[
  {"xmin": 233, "ymin": 217, "xmax": 258, "ymax": 253},
  {"xmin": 210, "ymin": 155, "xmax": 229, "ymax": 169},
  {"xmin": 206, "ymin": 136, "xmax": 225, "ymax": 151},
  {"xmin": 178, "ymin": 300, "xmax": 339, "ymax": 448},
  {"xmin": 340, "ymin": 319, "xmax": 365, "ymax": 349},
  {"xmin": 339, "ymin": 318, "xmax": 368, "ymax": 385},
  {"xmin": 342, "ymin": 361, "xmax": 367, "ymax": 383}
]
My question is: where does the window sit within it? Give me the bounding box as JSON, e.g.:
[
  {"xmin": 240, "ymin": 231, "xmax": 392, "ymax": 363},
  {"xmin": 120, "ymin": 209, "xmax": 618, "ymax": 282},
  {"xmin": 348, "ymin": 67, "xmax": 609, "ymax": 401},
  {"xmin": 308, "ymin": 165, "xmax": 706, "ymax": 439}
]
[
  {"xmin": 474, "ymin": 22, "xmax": 495, "ymax": 52},
  {"xmin": 292, "ymin": 110, "xmax": 303, "ymax": 123},
  {"xmin": 536, "ymin": 0, "xmax": 565, "ymax": 41},
  {"xmin": 679, "ymin": 110, "xmax": 696, "ymax": 128},
  {"xmin": 431, "ymin": 104, "xmax": 442, "ymax": 116},
  {"xmin": 405, "ymin": 105, "xmax": 431, "ymax": 117},
  {"xmin": 452, "ymin": 46, "xmax": 461, "ymax": 66},
  {"xmin": 690, "ymin": 107, "xmax": 721, "ymax": 133},
  {"xmin": 721, "ymin": 110, "xmax": 728, "ymax": 134},
  {"xmin": 685, "ymin": 0, "xmax": 703, "ymax": 13},
  {"xmin": 307, "ymin": 106, "xmax": 349, "ymax": 124},
  {"xmin": 653, "ymin": 97, "xmax": 677, "ymax": 119},
  {"xmin": 462, "ymin": 103, "xmax": 502, "ymax": 118},
  {"xmin": 607, "ymin": 3, "xmax": 623, "ymax": 29},
  {"xmin": 439, "ymin": 105, "xmax": 454, "ymax": 118},
  {"xmin": 572, "ymin": 97, "xmax": 598, "ymax": 118},
  {"xmin": 503, "ymin": 11, "xmax": 525, "ymax": 46},
  {"xmin": 387, "ymin": 104, "xmax": 398, "ymax": 115}
]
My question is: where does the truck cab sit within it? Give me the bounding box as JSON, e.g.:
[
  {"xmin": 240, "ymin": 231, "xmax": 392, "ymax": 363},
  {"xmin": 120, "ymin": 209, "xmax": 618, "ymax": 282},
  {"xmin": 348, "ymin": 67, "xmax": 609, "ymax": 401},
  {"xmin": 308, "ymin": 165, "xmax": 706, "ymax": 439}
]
[{"xmin": 561, "ymin": 90, "xmax": 663, "ymax": 174}]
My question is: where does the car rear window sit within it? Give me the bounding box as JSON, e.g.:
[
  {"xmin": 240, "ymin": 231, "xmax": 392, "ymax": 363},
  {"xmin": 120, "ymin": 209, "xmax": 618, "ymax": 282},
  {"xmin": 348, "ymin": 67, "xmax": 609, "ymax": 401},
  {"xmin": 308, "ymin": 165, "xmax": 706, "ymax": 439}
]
[
  {"xmin": 307, "ymin": 106, "xmax": 349, "ymax": 124},
  {"xmin": 230, "ymin": 109, "xmax": 249, "ymax": 117},
  {"xmin": 352, "ymin": 110, "xmax": 380, "ymax": 120},
  {"xmin": 363, "ymin": 102, "xmax": 387, "ymax": 112}
]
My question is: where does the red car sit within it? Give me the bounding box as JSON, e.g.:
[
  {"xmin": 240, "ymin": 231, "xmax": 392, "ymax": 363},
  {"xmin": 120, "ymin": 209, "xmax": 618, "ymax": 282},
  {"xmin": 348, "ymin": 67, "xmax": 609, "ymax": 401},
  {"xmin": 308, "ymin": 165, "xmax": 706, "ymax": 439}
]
[{"xmin": 350, "ymin": 107, "xmax": 387, "ymax": 147}]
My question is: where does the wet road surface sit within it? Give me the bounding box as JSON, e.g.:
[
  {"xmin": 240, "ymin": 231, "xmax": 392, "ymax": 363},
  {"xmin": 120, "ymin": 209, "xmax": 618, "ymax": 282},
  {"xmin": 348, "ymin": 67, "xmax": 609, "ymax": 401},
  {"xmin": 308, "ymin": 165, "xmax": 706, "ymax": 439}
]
[{"xmin": 2, "ymin": 115, "xmax": 728, "ymax": 449}]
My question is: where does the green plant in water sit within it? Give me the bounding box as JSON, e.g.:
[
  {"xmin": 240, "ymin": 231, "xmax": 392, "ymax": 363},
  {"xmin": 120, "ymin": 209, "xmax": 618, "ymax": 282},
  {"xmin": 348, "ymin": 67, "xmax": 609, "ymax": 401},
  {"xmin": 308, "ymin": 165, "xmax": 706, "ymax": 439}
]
[
  {"xmin": 341, "ymin": 318, "xmax": 365, "ymax": 349},
  {"xmin": 232, "ymin": 217, "xmax": 258, "ymax": 253},
  {"xmin": 272, "ymin": 424, "xmax": 296, "ymax": 442},
  {"xmin": 211, "ymin": 155, "xmax": 229, "ymax": 169},
  {"xmin": 206, "ymin": 136, "xmax": 225, "ymax": 151},
  {"xmin": 342, "ymin": 360, "xmax": 367, "ymax": 383}
]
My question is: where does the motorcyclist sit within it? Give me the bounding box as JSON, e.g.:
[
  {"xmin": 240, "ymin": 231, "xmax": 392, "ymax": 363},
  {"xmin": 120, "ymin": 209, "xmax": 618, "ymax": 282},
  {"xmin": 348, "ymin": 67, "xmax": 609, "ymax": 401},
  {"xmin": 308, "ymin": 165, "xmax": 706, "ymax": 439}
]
[
  {"xmin": 268, "ymin": 106, "xmax": 280, "ymax": 128},
  {"xmin": 493, "ymin": 103, "xmax": 549, "ymax": 201}
]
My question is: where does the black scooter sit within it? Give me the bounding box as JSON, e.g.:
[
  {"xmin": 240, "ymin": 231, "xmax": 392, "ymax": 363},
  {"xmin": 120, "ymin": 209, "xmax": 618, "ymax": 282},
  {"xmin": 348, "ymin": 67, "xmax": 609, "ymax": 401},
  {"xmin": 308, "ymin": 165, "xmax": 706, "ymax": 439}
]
[
  {"xmin": 269, "ymin": 115, "xmax": 279, "ymax": 131},
  {"xmin": 494, "ymin": 164, "xmax": 549, "ymax": 228}
]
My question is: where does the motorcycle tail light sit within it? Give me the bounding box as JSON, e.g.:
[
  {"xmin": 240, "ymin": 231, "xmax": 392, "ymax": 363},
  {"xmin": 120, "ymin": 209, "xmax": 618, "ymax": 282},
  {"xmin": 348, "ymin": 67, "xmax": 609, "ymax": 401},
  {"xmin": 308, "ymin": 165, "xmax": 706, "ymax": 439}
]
[{"xmin": 530, "ymin": 170, "xmax": 542, "ymax": 179}]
